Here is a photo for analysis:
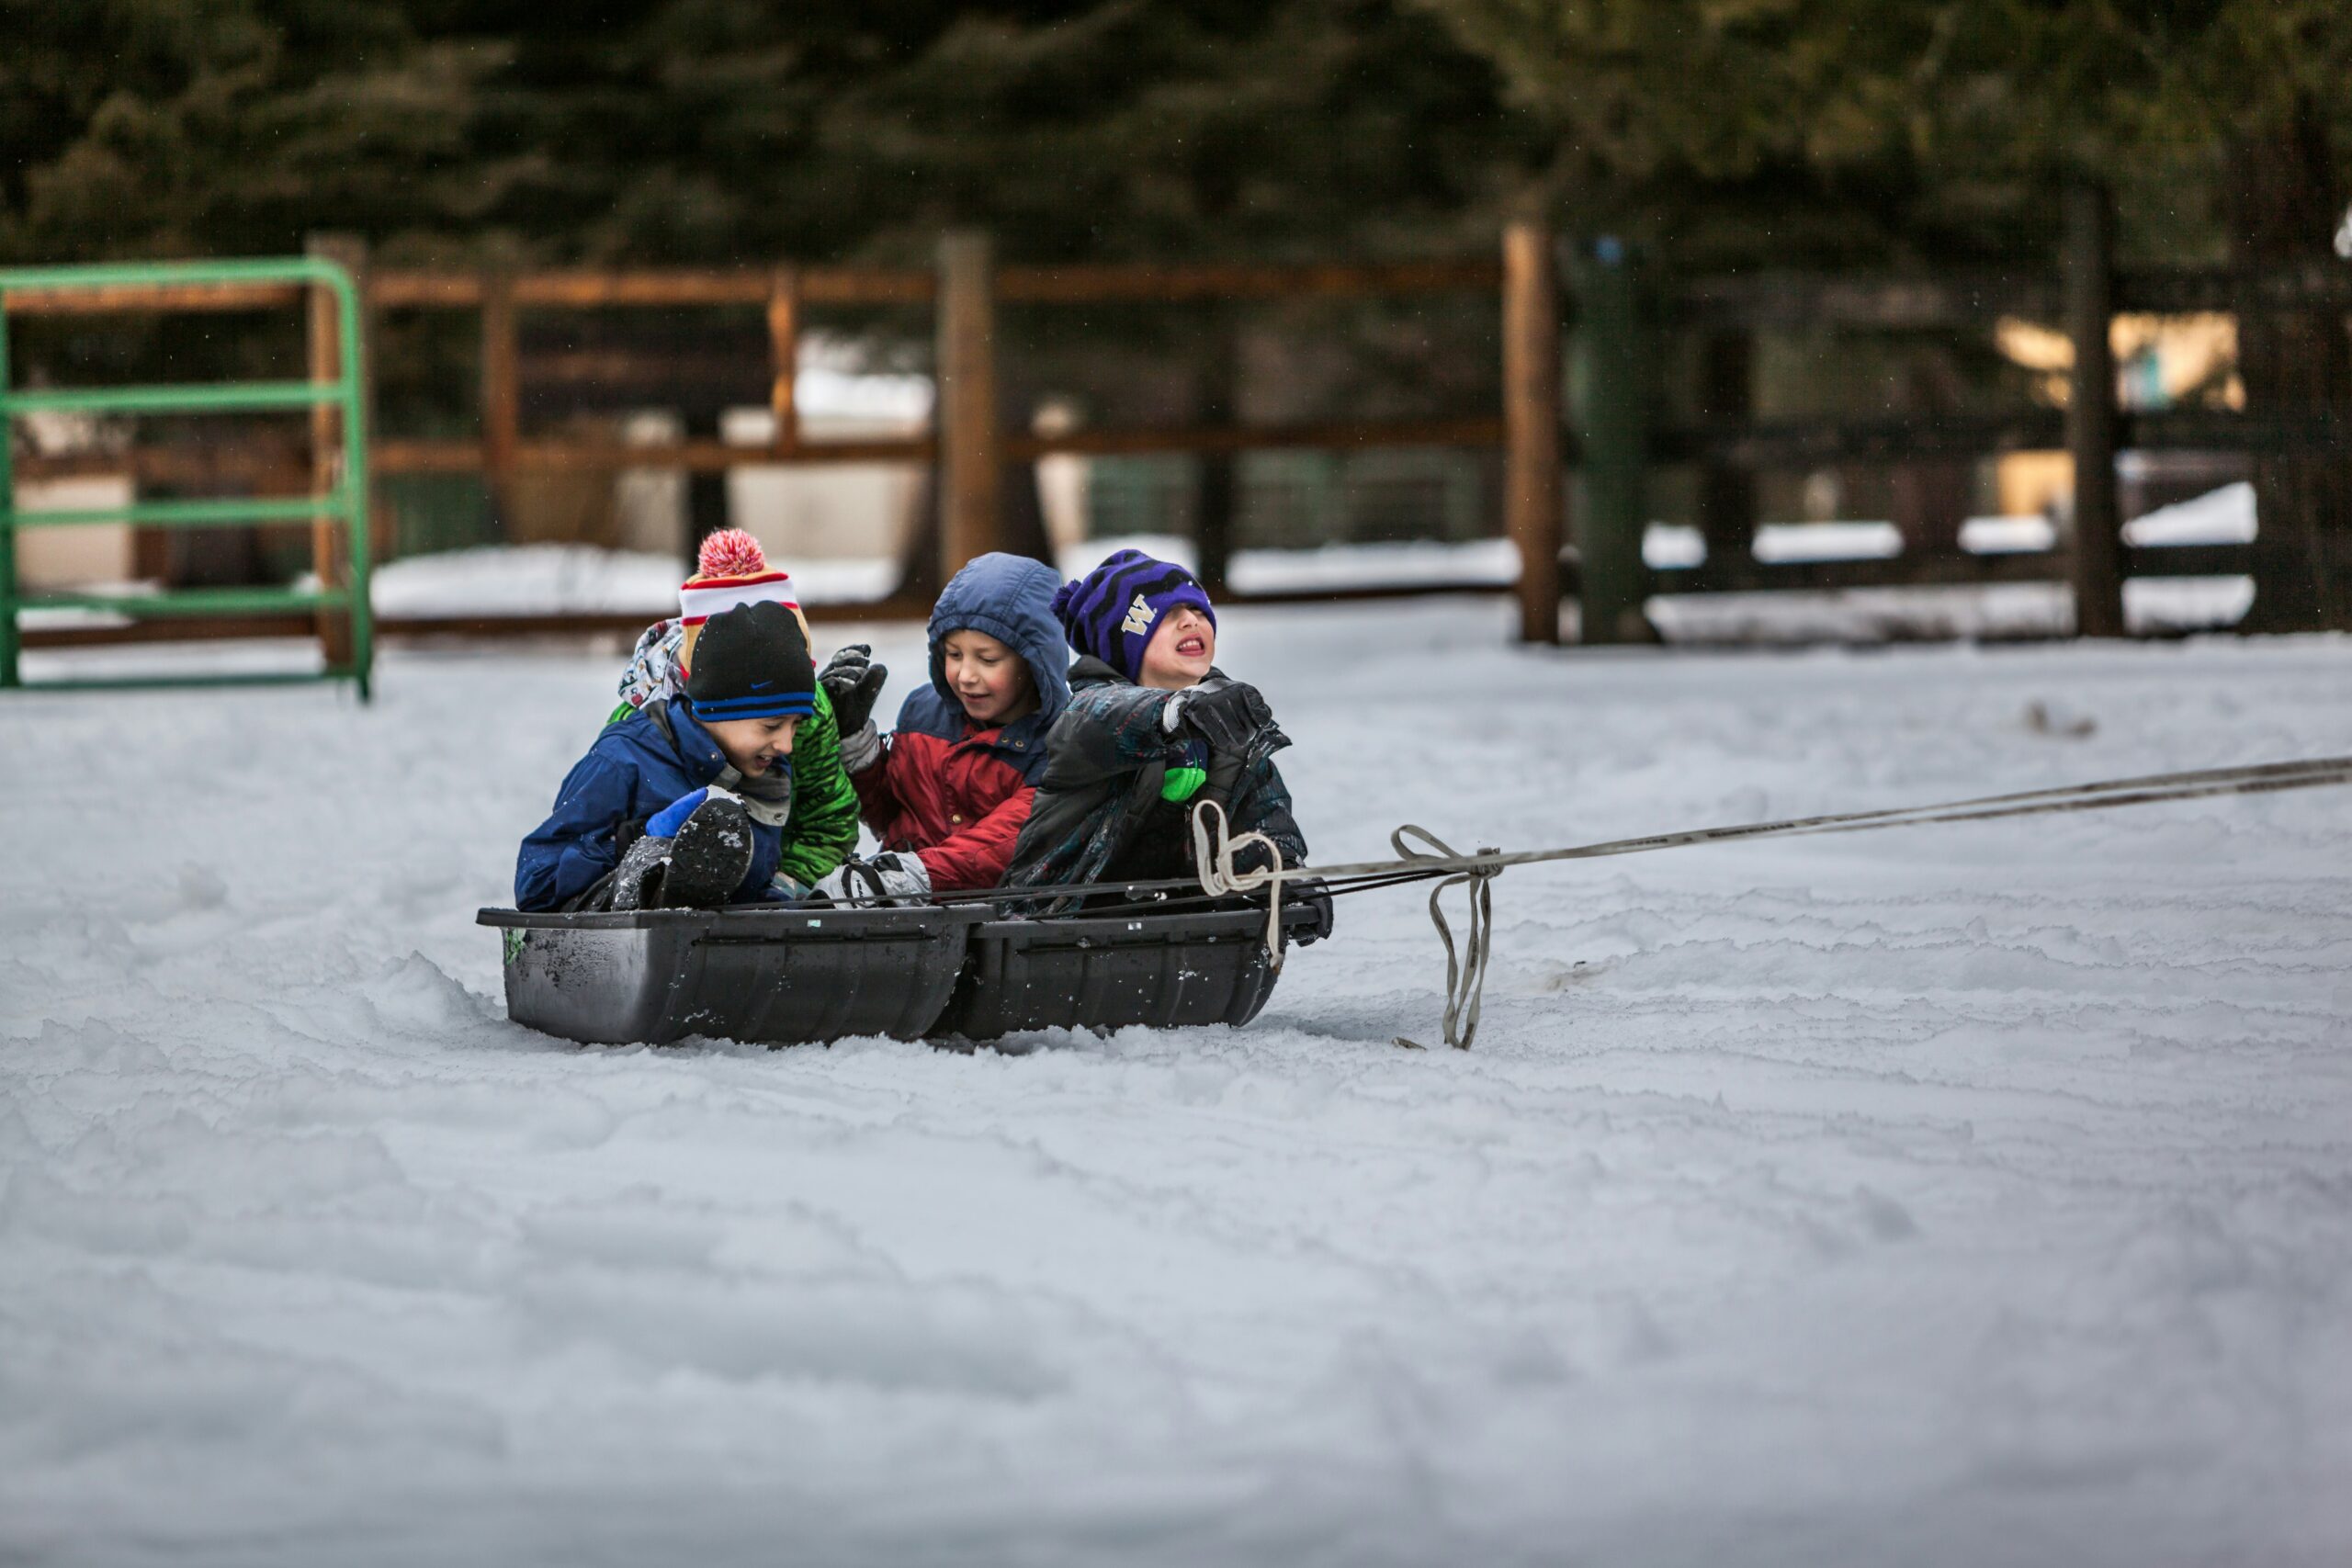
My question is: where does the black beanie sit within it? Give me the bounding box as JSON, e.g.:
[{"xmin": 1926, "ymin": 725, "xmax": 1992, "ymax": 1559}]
[{"xmin": 685, "ymin": 600, "xmax": 818, "ymax": 722}]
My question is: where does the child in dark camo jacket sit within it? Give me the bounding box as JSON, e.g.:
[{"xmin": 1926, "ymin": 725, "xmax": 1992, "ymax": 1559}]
[{"xmin": 1004, "ymin": 548, "xmax": 1330, "ymax": 942}]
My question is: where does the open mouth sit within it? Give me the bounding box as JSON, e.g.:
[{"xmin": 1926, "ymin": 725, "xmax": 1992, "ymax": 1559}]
[{"xmin": 1175, "ymin": 636, "xmax": 1207, "ymax": 658}]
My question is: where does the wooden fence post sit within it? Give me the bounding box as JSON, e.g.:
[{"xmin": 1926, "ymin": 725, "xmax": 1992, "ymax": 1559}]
[
  {"xmin": 1194, "ymin": 312, "xmax": 1238, "ymax": 598},
  {"xmin": 306, "ymin": 233, "xmax": 370, "ymax": 667},
  {"xmin": 480, "ymin": 269, "xmax": 520, "ymax": 547},
  {"xmin": 936, "ymin": 231, "xmax": 1002, "ymax": 582},
  {"xmin": 767, "ymin": 266, "xmax": 800, "ymax": 455},
  {"xmin": 1571, "ymin": 239, "xmax": 1652, "ymax": 644},
  {"xmin": 1502, "ymin": 221, "xmax": 1563, "ymax": 644},
  {"xmin": 0, "ymin": 290, "xmax": 16, "ymax": 690},
  {"xmin": 1696, "ymin": 327, "xmax": 1757, "ymax": 568},
  {"xmin": 2065, "ymin": 182, "xmax": 2126, "ymax": 637}
]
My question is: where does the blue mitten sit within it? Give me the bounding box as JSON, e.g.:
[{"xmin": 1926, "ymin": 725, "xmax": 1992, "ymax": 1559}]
[{"xmin": 647, "ymin": 787, "xmax": 712, "ymax": 839}]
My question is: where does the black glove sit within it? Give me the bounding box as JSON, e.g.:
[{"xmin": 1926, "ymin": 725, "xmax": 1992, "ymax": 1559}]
[
  {"xmin": 819, "ymin": 644, "xmax": 888, "ymax": 734},
  {"xmin": 1177, "ymin": 681, "xmax": 1284, "ymax": 756},
  {"xmin": 1286, "ymin": 874, "xmax": 1334, "ymax": 947}
]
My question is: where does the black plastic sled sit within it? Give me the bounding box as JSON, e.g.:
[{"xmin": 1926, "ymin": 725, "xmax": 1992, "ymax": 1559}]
[
  {"xmin": 478, "ymin": 897, "xmax": 1318, "ymax": 1047},
  {"xmin": 480, "ymin": 904, "xmax": 986, "ymax": 1046}
]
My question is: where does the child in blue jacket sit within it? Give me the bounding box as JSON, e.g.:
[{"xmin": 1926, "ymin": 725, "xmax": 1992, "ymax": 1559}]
[{"xmin": 515, "ymin": 600, "xmax": 817, "ymax": 912}]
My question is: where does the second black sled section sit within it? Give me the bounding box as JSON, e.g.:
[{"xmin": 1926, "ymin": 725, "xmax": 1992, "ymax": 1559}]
[
  {"xmin": 935, "ymin": 900, "xmax": 1326, "ymax": 1039},
  {"xmin": 478, "ymin": 896, "xmax": 1319, "ymax": 1045},
  {"xmin": 481, "ymin": 904, "xmax": 985, "ymax": 1045}
]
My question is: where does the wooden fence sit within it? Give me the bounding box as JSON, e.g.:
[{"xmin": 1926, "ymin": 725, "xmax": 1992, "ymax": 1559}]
[{"xmin": 12, "ymin": 197, "xmax": 2350, "ymax": 652}]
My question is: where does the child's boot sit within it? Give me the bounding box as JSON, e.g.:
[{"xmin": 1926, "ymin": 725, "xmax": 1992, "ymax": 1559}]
[
  {"xmin": 607, "ymin": 788, "xmax": 756, "ymax": 910},
  {"xmin": 656, "ymin": 792, "xmax": 756, "ymax": 908},
  {"xmin": 607, "ymin": 832, "xmax": 673, "ymax": 910}
]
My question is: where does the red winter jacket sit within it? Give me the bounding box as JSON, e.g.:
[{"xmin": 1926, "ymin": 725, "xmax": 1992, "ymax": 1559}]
[{"xmin": 851, "ymin": 710, "xmax": 1047, "ymax": 891}]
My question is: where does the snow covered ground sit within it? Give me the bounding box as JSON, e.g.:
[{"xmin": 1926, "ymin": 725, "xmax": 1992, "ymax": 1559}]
[{"xmin": 6, "ymin": 600, "xmax": 2351, "ymax": 1566}]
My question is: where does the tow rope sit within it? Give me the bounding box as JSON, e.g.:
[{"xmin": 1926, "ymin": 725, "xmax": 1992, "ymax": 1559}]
[{"xmin": 1191, "ymin": 753, "xmax": 2352, "ymax": 1051}]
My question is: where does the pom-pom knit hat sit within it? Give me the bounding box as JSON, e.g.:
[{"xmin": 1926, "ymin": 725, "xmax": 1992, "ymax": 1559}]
[
  {"xmin": 678, "ymin": 529, "xmax": 807, "ymax": 675},
  {"xmin": 1050, "ymin": 547, "xmax": 1216, "ymax": 683},
  {"xmin": 685, "ymin": 600, "xmax": 817, "ymax": 723}
]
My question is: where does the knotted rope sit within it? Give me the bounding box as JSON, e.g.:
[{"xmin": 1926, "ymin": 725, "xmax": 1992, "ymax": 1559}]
[
  {"xmin": 1385, "ymin": 825, "xmax": 1501, "ymax": 1051},
  {"xmin": 1189, "ymin": 797, "xmax": 1295, "ymax": 967}
]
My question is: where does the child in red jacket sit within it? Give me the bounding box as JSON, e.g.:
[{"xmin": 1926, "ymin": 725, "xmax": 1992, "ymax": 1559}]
[{"xmin": 812, "ymin": 552, "xmax": 1072, "ymax": 898}]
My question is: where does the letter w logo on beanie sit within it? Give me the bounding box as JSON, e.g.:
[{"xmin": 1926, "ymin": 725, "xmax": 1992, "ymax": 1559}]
[{"xmin": 1052, "ymin": 548, "xmax": 1217, "ymax": 682}]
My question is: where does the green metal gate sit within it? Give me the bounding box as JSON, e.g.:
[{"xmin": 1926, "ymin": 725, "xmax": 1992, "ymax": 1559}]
[{"xmin": 0, "ymin": 256, "xmax": 373, "ymax": 698}]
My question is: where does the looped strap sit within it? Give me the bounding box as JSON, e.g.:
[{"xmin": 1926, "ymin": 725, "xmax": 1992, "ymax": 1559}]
[
  {"xmin": 1190, "ymin": 797, "xmax": 1293, "ymax": 970},
  {"xmin": 1389, "ymin": 824, "xmax": 1502, "ymax": 1051}
]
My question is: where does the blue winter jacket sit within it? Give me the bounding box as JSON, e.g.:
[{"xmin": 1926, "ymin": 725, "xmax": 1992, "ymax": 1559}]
[{"xmin": 514, "ymin": 701, "xmax": 786, "ymax": 911}]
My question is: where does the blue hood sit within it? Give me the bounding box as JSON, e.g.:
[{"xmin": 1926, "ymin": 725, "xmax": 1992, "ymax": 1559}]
[{"xmin": 927, "ymin": 552, "xmax": 1071, "ymax": 727}]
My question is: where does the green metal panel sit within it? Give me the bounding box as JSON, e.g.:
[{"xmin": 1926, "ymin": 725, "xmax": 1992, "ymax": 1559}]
[
  {"xmin": 25, "ymin": 587, "xmax": 348, "ymax": 616},
  {"xmin": 6, "ymin": 380, "xmax": 342, "ymax": 417},
  {"xmin": 33, "ymin": 669, "xmax": 365, "ymax": 694},
  {"xmin": 11, "ymin": 492, "xmax": 352, "ymax": 530},
  {"xmin": 0, "ymin": 254, "xmax": 372, "ymax": 699}
]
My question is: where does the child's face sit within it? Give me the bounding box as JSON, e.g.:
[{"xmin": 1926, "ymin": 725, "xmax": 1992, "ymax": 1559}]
[
  {"xmin": 941, "ymin": 628, "xmax": 1036, "ymax": 727},
  {"xmin": 1137, "ymin": 606, "xmax": 1215, "ymax": 690},
  {"xmin": 704, "ymin": 714, "xmax": 800, "ymax": 776}
]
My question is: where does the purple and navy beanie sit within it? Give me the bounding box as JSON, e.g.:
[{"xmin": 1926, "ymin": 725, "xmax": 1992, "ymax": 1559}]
[{"xmin": 1050, "ymin": 548, "xmax": 1216, "ymax": 683}]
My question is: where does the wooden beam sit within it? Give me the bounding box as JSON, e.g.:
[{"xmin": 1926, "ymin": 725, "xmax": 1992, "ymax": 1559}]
[
  {"xmin": 1656, "ymin": 412, "xmax": 2067, "ymax": 468},
  {"xmin": 17, "ymin": 446, "xmax": 311, "ymax": 488},
  {"xmin": 767, "ymin": 268, "xmax": 800, "ymax": 453},
  {"xmin": 0, "ymin": 281, "xmax": 305, "ymax": 315},
  {"xmin": 1502, "ymin": 221, "xmax": 1564, "ymax": 645},
  {"xmin": 365, "ymin": 260, "xmax": 1505, "ymax": 313},
  {"xmin": 1193, "ymin": 317, "xmax": 1238, "ymax": 598},
  {"xmin": 2116, "ymin": 263, "xmax": 2352, "ymax": 314},
  {"xmin": 935, "ymin": 231, "xmax": 1001, "ymax": 581},
  {"xmin": 2120, "ymin": 408, "xmax": 2352, "ymax": 452},
  {"xmin": 305, "ymin": 234, "xmax": 368, "ymax": 665},
  {"xmin": 2065, "ymin": 184, "xmax": 2126, "ymax": 638},
  {"xmin": 368, "ymin": 268, "xmax": 935, "ymax": 310},
  {"xmin": 479, "ymin": 272, "xmax": 520, "ymax": 537},
  {"xmin": 458, "ymin": 436, "xmax": 933, "ymax": 472},
  {"xmin": 1007, "ymin": 415, "xmax": 1504, "ymax": 460},
  {"xmin": 996, "ymin": 258, "xmax": 1502, "ymax": 303},
  {"xmin": 358, "ymin": 258, "xmax": 2352, "ymax": 321},
  {"xmin": 368, "ymin": 272, "xmax": 486, "ymax": 308},
  {"xmin": 377, "ymin": 422, "xmax": 1502, "ymax": 474},
  {"xmin": 1651, "ymin": 541, "xmax": 2257, "ymax": 595},
  {"xmin": 1670, "ymin": 270, "xmax": 2062, "ymax": 330}
]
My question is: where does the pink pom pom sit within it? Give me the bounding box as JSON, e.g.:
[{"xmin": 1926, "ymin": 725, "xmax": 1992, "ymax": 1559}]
[{"xmin": 695, "ymin": 528, "xmax": 768, "ymax": 580}]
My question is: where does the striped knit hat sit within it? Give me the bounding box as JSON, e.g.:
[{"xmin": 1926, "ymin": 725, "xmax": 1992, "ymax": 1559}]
[
  {"xmin": 684, "ymin": 600, "xmax": 817, "ymax": 723},
  {"xmin": 1050, "ymin": 548, "xmax": 1216, "ymax": 683},
  {"xmin": 678, "ymin": 529, "xmax": 808, "ymax": 677}
]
